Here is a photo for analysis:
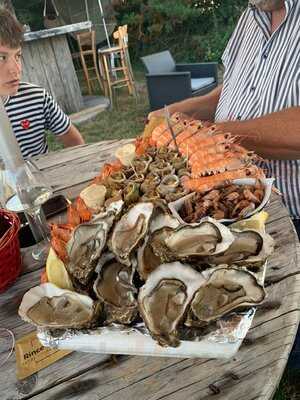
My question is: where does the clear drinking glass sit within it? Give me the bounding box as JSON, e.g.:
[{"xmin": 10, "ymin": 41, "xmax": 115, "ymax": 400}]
[
  {"xmin": 0, "ymin": 159, "xmax": 53, "ymax": 261},
  {"xmin": 0, "ymin": 328, "xmax": 15, "ymax": 368}
]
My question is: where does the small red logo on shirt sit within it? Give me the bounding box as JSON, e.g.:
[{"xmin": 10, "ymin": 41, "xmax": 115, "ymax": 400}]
[{"xmin": 21, "ymin": 119, "xmax": 30, "ymax": 130}]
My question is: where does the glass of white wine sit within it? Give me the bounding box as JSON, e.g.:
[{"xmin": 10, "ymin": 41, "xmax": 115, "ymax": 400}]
[{"xmin": 2, "ymin": 159, "xmax": 53, "ymax": 261}]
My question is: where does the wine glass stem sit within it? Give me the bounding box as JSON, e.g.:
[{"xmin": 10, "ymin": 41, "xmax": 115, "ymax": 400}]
[{"xmin": 24, "ymin": 206, "xmax": 50, "ymax": 244}]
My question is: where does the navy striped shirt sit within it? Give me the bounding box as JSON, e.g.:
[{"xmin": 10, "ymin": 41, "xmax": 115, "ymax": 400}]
[
  {"xmin": 3, "ymin": 82, "xmax": 70, "ymax": 159},
  {"xmin": 215, "ymin": 0, "xmax": 300, "ymax": 218}
]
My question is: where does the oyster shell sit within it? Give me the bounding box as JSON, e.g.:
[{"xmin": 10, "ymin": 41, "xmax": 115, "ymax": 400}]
[
  {"xmin": 151, "ymin": 218, "xmax": 234, "ymax": 262},
  {"xmin": 19, "ymin": 283, "xmax": 101, "ymax": 329},
  {"xmin": 67, "ymin": 201, "xmax": 124, "ymax": 285},
  {"xmin": 138, "ymin": 211, "xmax": 180, "ymax": 280},
  {"xmin": 93, "ymin": 253, "xmax": 137, "ymax": 324},
  {"xmin": 205, "ymin": 229, "xmax": 274, "ymax": 269},
  {"xmin": 186, "ymin": 268, "xmax": 265, "ymax": 325},
  {"xmin": 138, "ymin": 262, "xmax": 206, "ymax": 347},
  {"xmin": 110, "ymin": 202, "xmax": 154, "ymax": 265}
]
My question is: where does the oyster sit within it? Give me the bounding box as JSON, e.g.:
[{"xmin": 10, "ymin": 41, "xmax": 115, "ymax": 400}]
[
  {"xmin": 110, "ymin": 202, "xmax": 154, "ymax": 265},
  {"xmin": 149, "ymin": 212, "xmax": 180, "ymax": 234},
  {"xmin": 205, "ymin": 229, "xmax": 274, "ymax": 269},
  {"xmin": 151, "ymin": 218, "xmax": 234, "ymax": 262},
  {"xmin": 93, "ymin": 253, "xmax": 137, "ymax": 324},
  {"xmin": 186, "ymin": 268, "xmax": 265, "ymax": 325},
  {"xmin": 138, "ymin": 262, "xmax": 206, "ymax": 347},
  {"xmin": 19, "ymin": 283, "xmax": 101, "ymax": 329},
  {"xmin": 67, "ymin": 201, "xmax": 124, "ymax": 285},
  {"xmin": 138, "ymin": 211, "xmax": 180, "ymax": 280}
]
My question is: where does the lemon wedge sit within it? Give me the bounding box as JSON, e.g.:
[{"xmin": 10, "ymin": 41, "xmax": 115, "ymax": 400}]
[
  {"xmin": 80, "ymin": 184, "xmax": 106, "ymax": 212},
  {"xmin": 230, "ymin": 211, "xmax": 269, "ymax": 232},
  {"xmin": 46, "ymin": 248, "xmax": 74, "ymax": 291},
  {"xmin": 115, "ymin": 143, "xmax": 136, "ymax": 166}
]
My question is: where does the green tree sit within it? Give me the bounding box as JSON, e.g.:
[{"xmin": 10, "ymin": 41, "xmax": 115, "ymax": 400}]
[
  {"xmin": 13, "ymin": 0, "xmax": 44, "ymax": 30},
  {"xmin": 113, "ymin": 0, "xmax": 248, "ymax": 62}
]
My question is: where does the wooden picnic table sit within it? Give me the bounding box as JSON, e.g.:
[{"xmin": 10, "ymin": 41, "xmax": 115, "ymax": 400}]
[{"xmin": 1, "ymin": 140, "xmax": 300, "ymax": 400}]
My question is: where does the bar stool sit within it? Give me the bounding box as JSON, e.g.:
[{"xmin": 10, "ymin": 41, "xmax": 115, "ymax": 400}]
[
  {"xmin": 98, "ymin": 25, "xmax": 136, "ymax": 108},
  {"xmin": 76, "ymin": 30, "xmax": 104, "ymax": 95}
]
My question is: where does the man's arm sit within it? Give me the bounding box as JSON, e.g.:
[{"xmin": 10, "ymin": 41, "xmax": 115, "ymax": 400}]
[
  {"xmin": 57, "ymin": 124, "xmax": 85, "ymax": 147},
  {"xmin": 149, "ymin": 85, "xmax": 223, "ymax": 121},
  {"xmin": 216, "ymin": 107, "xmax": 300, "ymax": 160}
]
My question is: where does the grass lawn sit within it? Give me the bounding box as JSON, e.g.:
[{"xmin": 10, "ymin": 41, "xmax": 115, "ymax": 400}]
[
  {"xmin": 48, "ymin": 68, "xmax": 149, "ymax": 151},
  {"xmin": 48, "ymin": 66, "xmax": 299, "ymax": 400}
]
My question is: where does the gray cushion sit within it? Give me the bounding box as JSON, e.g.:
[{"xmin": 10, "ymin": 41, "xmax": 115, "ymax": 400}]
[
  {"xmin": 191, "ymin": 77, "xmax": 215, "ymax": 91},
  {"xmin": 142, "ymin": 51, "xmax": 176, "ymax": 74}
]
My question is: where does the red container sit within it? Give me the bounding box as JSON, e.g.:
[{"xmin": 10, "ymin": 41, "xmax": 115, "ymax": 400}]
[{"xmin": 0, "ymin": 209, "xmax": 21, "ymax": 293}]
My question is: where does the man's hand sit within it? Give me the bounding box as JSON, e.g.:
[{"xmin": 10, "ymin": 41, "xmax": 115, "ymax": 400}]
[
  {"xmin": 148, "ymin": 85, "xmax": 223, "ymax": 121},
  {"xmin": 57, "ymin": 124, "xmax": 85, "ymax": 147}
]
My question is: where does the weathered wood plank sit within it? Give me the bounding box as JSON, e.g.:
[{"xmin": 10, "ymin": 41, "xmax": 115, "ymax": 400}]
[
  {"xmin": 23, "ymin": 22, "xmax": 92, "ymax": 42},
  {"xmin": 51, "ymin": 35, "xmax": 84, "ymax": 112},
  {"xmin": 34, "ymin": 140, "xmax": 133, "ymax": 170},
  {"xmin": 22, "ymin": 34, "xmax": 85, "ymax": 113}
]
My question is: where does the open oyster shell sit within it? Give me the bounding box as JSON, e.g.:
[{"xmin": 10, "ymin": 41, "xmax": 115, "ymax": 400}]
[
  {"xmin": 19, "ymin": 283, "xmax": 101, "ymax": 329},
  {"xmin": 151, "ymin": 217, "xmax": 234, "ymax": 262},
  {"xmin": 138, "ymin": 262, "xmax": 206, "ymax": 347},
  {"xmin": 138, "ymin": 210, "xmax": 180, "ymax": 281},
  {"xmin": 110, "ymin": 202, "xmax": 154, "ymax": 265},
  {"xmin": 93, "ymin": 253, "xmax": 138, "ymax": 324},
  {"xmin": 186, "ymin": 268, "xmax": 265, "ymax": 326},
  {"xmin": 205, "ymin": 229, "xmax": 274, "ymax": 269},
  {"xmin": 67, "ymin": 201, "xmax": 124, "ymax": 286}
]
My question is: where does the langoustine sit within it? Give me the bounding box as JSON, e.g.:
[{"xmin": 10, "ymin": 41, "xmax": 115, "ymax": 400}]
[{"xmin": 181, "ymin": 166, "xmax": 265, "ymax": 193}]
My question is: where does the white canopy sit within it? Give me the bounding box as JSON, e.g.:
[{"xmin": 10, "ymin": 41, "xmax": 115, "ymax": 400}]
[{"xmin": 44, "ymin": 0, "xmax": 116, "ymax": 46}]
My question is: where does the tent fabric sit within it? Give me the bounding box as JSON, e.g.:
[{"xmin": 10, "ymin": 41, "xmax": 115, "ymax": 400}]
[{"xmin": 49, "ymin": 0, "xmax": 116, "ymax": 45}]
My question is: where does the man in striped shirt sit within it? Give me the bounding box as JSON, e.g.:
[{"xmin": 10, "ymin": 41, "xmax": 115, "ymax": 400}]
[
  {"xmin": 0, "ymin": 8, "xmax": 85, "ymax": 159},
  {"xmin": 151, "ymin": 0, "xmax": 300, "ymax": 226},
  {"xmin": 152, "ymin": 0, "xmax": 300, "ymax": 366}
]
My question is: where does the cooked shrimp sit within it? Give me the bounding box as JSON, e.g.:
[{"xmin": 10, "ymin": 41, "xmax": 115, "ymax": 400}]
[
  {"xmin": 182, "ymin": 166, "xmax": 264, "ymax": 193},
  {"xmin": 179, "ymin": 133, "xmax": 234, "ymax": 156},
  {"xmin": 191, "ymin": 157, "xmax": 249, "ymax": 177}
]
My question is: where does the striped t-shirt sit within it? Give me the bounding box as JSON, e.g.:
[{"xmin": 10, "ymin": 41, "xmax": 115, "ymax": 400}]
[
  {"xmin": 3, "ymin": 82, "xmax": 71, "ymax": 159},
  {"xmin": 215, "ymin": 0, "xmax": 300, "ymax": 219}
]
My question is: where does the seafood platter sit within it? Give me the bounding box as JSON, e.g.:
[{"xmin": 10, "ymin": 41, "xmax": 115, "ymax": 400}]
[{"xmin": 19, "ymin": 113, "xmax": 275, "ymax": 358}]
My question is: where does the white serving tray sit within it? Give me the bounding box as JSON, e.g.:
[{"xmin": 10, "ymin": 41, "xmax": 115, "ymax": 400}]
[
  {"xmin": 168, "ymin": 178, "xmax": 274, "ymax": 224},
  {"xmin": 37, "ymin": 308, "xmax": 255, "ymax": 359}
]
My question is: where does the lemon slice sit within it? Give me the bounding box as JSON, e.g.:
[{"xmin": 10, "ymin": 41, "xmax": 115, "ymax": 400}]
[
  {"xmin": 230, "ymin": 211, "xmax": 269, "ymax": 232},
  {"xmin": 80, "ymin": 184, "xmax": 106, "ymax": 212},
  {"xmin": 46, "ymin": 248, "xmax": 74, "ymax": 291},
  {"xmin": 115, "ymin": 143, "xmax": 136, "ymax": 166}
]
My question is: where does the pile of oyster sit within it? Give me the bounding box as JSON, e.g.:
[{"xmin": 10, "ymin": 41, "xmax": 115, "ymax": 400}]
[{"xmin": 19, "ymin": 199, "xmax": 274, "ymax": 348}]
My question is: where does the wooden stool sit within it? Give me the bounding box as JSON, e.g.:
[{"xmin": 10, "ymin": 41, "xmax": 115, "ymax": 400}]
[
  {"xmin": 98, "ymin": 25, "xmax": 136, "ymax": 107},
  {"xmin": 76, "ymin": 30, "xmax": 104, "ymax": 95}
]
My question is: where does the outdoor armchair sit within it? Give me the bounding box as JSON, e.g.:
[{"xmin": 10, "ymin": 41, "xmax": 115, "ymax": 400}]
[{"xmin": 141, "ymin": 50, "xmax": 218, "ymax": 111}]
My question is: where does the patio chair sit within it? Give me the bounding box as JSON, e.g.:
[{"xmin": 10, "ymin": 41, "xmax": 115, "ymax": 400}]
[
  {"xmin": 141, "ymin": 50, "xmax": 218, "ymax": 111},
  {"xmin": 98, "ymin": 25, "xmax": 137, "ymax": 108},
  {"xmin": 75, "ymin": 30, "xmax": 104, "ymax": 95}
]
